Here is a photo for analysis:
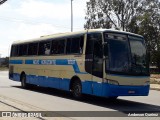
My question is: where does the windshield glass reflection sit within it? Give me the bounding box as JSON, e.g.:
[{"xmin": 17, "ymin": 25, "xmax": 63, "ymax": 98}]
[{"xmin": 104, "ymin": 33, "xmax": 149, "ymax": 76}]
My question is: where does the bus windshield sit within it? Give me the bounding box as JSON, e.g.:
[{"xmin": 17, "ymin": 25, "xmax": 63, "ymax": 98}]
[
  {"xmin": 104, "ymin": 33, "xmax": 149, "ymax": 76},
  {"xmin": 129, "ymin": 35, "xmax": 149, "ymax": 75}
]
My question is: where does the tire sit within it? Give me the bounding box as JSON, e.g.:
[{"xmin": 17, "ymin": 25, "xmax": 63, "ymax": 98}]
[
  {"xmin": 72, "ymin": 80, "xmax": 82, "ymax": 99},
  {"xmin": 107, "ymin": 96, "xmax": 118, "ymax": 100},
  {"xmin": 21, "ymin": 74, "xmax": 28, "ymax": 89}
]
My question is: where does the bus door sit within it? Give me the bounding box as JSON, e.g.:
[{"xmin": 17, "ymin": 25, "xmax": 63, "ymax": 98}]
[{"xmin": 85, "ymin": 33, "xmax": 103, "ymax": 96}]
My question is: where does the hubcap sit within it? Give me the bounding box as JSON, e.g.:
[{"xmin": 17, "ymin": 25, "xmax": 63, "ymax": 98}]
[
  {"xmin": 74, "ymin": 84, "xmax": 81, "ymax": 97},
  {"xmin": 22, "ymin": 76, "xmax": 25, "ymax": 87}
]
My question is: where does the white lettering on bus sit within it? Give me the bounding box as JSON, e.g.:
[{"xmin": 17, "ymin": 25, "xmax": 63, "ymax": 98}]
[
  {"xmin": 68, "ymin": 60, "xmax": 75, "ymax": 65},
  {"xmin": 41, "ymin": 60, "xmax": 56, "ymax": 65},
  {"xmin": 33, "ymin": 60, "xmax": 39, "ymax": 64}
]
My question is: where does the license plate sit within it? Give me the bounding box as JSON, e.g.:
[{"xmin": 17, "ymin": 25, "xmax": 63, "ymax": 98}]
[{"xmin": 128, "ymin": 90, "xmax": 135, "ymax": 94}]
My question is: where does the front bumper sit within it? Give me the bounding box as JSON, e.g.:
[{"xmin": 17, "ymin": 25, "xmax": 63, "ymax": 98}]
[{"xmin": 102, "ymin": 83, "xmax": 150, "ymax": 97}]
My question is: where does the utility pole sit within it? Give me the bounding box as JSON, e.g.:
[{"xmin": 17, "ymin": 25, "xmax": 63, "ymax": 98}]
[{"xmin": 71, "ymin": 0, "xmax": 73, "ymax": 32}]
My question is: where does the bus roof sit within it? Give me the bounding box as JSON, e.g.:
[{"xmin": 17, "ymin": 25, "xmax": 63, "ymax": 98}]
[{"xmin": 12, "ymin": 29, "xmax": 143, "ymax": 45}]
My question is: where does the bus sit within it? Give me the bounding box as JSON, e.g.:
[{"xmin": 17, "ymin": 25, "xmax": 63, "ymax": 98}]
[{"xmin": 9, "ymin": 29, "xmax": 150, "ymax": 99}]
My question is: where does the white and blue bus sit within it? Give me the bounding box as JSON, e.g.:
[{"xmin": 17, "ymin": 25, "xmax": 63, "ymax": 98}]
[{"xmin": 9, "ymin": 29, "xmax": 150, "ymax": 99}]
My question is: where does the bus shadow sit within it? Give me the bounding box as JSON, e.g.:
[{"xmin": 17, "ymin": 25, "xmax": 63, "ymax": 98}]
[{"xmin": 12, "ymin": 85, "xmax": 160, "ymax": 113}]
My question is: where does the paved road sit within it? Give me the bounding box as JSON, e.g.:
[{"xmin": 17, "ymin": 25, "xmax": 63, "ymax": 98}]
[{"xmin": 0, "ymin": 71, "xmax": 160, "ymax": 120}]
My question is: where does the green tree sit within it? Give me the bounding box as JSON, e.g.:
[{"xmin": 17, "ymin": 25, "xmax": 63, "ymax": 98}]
[
  {"xmin": 84, "ymin": 0, "xmax": 141, "ymax": 30},
  {"xmin": 1, "ymin": 57, "xmax": 9, "ymax": 68},
  {"xmin": 0, "ymin": 0, "xmax": 7, "ymax": 5},
  {"xmin": 84, "ymin": 0, "xmax": 160, "ymax": 72},
  {"xmin": 131, "ymin": 0, "xmax": 160, "ymax": 71},
  {"xmin": 84, "ymin": 0, "xmax": 112, "ymax": 29}
]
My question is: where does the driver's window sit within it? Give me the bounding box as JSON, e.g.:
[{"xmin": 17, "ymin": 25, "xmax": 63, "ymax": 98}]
[
  {"xmin": 106, "ymin": 33, "xmax": 129, "ymax": 73},
  {"xmin": 85, "ymin": 33, "xmax": 103, "ymax": 78},
  {"xmin": 92, "ymin": 33, "xmax": 103, "ymax": 78},
  {"xmin": 92, "ymin": 36, "xmax": 103, "ymax": 78}
]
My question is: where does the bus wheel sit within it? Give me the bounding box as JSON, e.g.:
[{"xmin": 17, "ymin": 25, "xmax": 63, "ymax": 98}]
[
  {"xmin": 21, "ymin": 74, "xmax": 28, "ymax": 89},
  {"xmin": 107, "ymin": 96, "xmax": 118, "ymax": 100},
  {"xmin": 72, "ymin": 80, "xmax": 82, "ymax": 99}
]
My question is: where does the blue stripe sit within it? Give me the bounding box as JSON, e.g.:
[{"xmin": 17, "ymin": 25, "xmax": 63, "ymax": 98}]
[
  {"xmin": 56, "ymin": 59, "xmax": 68, "ymax": 65},
  {"xmin": 10, "ymin": 59, "xmax": 87, "ymax": 74},
  {"xmin": 25, "ymin": 60, "xmax": 35, "ymax": 64},
  {"xmin": 10, "ymin": 73, "xmax": 149, "ymax": 97},
  {"xmin": 73, "ymin": 61, "xmax": 87, "ymax": 74},
  {"xmin": 9, "ymin": 60, "xmax": 23, "ymax": 64}
]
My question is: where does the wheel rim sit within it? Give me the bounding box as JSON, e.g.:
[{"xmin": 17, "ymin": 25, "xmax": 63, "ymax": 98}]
[
  {"xmin": 21, "ymin": 76, "xmax": 26, "ymax": 88},
  {"xmin": 73, "ymin": 84, "xmax": 81, "ymax": 97}
]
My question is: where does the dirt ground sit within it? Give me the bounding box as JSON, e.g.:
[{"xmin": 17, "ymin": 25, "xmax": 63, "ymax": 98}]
[{"xmin": 150, "ymin": 74, "xmax": 160, "ymax": 84}]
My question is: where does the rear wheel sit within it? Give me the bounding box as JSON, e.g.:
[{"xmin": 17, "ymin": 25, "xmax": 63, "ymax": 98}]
[{"xmin": 72, "ymin": 80, "xmax": 82, "ymax": 99}]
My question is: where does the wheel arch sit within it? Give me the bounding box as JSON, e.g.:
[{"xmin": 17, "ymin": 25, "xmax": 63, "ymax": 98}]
[
  {"xmin": 69, "ymin": 75, "xmax": 82, "ymax": 91},
  {"xmin": 20, "ymin": 71, "xmax": 26, "ymax": 82}
]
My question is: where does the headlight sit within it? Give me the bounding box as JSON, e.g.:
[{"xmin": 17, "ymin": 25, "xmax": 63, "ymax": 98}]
[{"xmin": 104, "ymin": 79, "xmax": 119, "ymax": 85}]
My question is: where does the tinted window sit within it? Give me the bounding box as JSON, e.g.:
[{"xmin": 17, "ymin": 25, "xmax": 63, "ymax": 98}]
[
  {"xmin": 28, "ymin": 43, "xmax": 38, "ymax": 55},
  {"xmin": 66, "ymin": 38, "xmax": 72, "ymax": 54},
  {"xmin": 38, "ymin": 41, "xmax": 51, "ymax": 55},
  {"xmin": 85, "ymin": 33, "xmax": 103, "ymax": 77},
  {"xmin": 129, "ymin": 36, "xmax": 149, "ymax": 75},
  {"xmin": 104, "ymin": 33, "xmax": 130, "ymax": 73},
  {"xmin": 19, "ymin": 44, "xmax": 28, "ymax": 56},
  {"xmin": 66, "ymin": 36, "xmax": 84, "ymax": 54},
  {"xmin": 86, "ymin": 33, "xmax": 102, "ymax": 54},
  {"xmin": 11, "ymin": 45, "xmax": 19, "ymax": 57},
  {"xmin": 51, "ymin": 39, "xmax": 65, "ymax": 54},
  {"xmin": 92, "ymin": 34, "xmax": 103, "ymax": 77}
]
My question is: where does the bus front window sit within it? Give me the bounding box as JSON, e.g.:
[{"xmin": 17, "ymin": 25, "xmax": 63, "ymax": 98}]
[
  {"xmin": 104, "ymin": 33, "xmax": 130, "ymax": 74},
  {"xmin": 104, "ymin": 33, "xmax": 149, "ymax": 76},
  {"xmin": 129, "ymin": 36, "xmax": 149, "ymax": 75}
]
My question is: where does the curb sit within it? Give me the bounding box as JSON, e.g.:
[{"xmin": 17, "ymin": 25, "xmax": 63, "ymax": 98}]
[{"xmin": 150, "ymin": 88, "xmax": 160, "ymax": 91}]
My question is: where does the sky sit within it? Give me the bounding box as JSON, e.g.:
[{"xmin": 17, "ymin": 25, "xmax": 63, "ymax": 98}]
[{"xmin": 0, "ymin": 0, "xmax": 89, "ymax": 57}]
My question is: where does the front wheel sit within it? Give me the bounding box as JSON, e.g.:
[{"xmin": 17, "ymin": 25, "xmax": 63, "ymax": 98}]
[
  {"xmin": 21, "ymin": 74, "xmax": 28, "ymax": 89},
  {"xmin": 72, "ymin": 80, "xmax": 82, "ymax": 99},
  {"xmin": 107, "ymin": 96, "xmax": 118, "ymax": 100}
]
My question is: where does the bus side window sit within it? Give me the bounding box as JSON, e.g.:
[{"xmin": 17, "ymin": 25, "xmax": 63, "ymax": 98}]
[
  {"xmin": 66, "ymin": 38, "xmax": 72, "ymax": 54},
  {"xmin": 66, "ymin": 36, "xmax": 84, "ymax": 54},
  {"xmin": 38, "ymin": 41, "xmax": 51, "ymax": 55},
  {"xmin": 51, "ymin": 39, "xmax": 65, "ymax": 54},
  {"xmin": 11, "ymin": 45, "xmax": 19, "ymax": 57},
  {"xmin": 19, "ymin": 44, "xmax": 28, "ymax": 56},
  {"xmin": 79, "ymin": 36, "xmax": 84, "ymax": 54},
  {"xmin": 28, "ymin": 43, "xmax": 38, "ymax": 55}
]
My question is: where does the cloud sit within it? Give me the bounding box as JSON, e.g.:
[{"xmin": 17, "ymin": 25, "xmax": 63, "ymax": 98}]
[
  {"xmin": 0, "ymin": 46, "xmax": 10, "ymax": 57},
  {"xmin": 0, "ymin": 23, "xmax": 62, "ymax": 57},
  {"xmin": 15, "ymin": 0, "xmax": 88, "ymax": 30},
  {"xmin": 16, "ymin": 0, "xmax": 88, "ymax": 19},
  {"xmin": 12, "ymin": 23, "xmax": 68, "ymax": 40},
  {"xmin": 16, "ymin": 0, "xmax": 73, "ymax": 19},
  {"xmin": 0, "ymin": 0, "xmax": 89, "ymax": 57}
]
